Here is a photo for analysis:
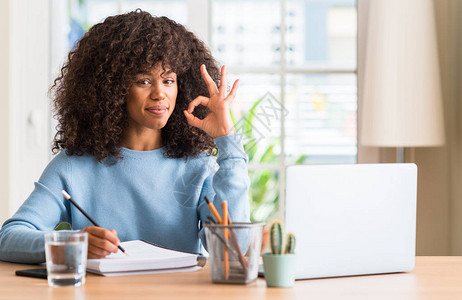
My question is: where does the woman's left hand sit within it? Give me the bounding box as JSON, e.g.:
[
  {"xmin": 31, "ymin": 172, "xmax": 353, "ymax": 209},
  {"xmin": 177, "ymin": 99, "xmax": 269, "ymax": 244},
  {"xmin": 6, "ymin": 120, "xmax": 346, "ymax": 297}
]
[{"xmin": 184, "ymin": 64, "xmax": 239, "ymax": 138}]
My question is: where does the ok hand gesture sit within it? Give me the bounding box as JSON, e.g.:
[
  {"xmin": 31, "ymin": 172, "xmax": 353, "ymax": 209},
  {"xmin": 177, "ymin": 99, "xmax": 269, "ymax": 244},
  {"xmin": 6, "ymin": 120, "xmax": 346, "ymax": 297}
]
[{"xmin": 183, "ymin": 65, "xmax": 239, "ymax": 138}]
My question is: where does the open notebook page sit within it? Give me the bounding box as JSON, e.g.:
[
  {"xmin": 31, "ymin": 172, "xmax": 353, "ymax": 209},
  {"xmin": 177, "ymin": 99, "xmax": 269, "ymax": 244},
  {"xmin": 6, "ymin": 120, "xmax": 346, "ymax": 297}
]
[{"xmin": 87, "ymin": 240, "xmax": 199, "ymax": 273}]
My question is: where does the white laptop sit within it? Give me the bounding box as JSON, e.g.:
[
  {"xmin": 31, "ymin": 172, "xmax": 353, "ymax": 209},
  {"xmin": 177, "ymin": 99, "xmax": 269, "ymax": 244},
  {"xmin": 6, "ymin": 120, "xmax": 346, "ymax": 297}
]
[{"xmin": 284, "ymin": 163, "xmax": 417, "ymax": 279}]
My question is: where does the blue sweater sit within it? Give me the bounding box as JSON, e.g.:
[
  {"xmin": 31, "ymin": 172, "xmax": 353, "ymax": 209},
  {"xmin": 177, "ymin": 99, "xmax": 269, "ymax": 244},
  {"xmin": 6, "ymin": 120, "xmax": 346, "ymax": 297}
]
[{"xmin": 0, "ymin": 134, "xmax": 250, "ymax": 263}]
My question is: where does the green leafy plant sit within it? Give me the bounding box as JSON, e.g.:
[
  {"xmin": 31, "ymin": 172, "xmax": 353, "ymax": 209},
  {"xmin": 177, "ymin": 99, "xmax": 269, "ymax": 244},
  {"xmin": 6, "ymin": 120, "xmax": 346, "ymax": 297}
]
[
  {"xmin": 270, "ymin": 219, "xmax": 296, "ymax": 254},
  {"xmin": 230, "ymin": 96, "xmax": 307, "ymax": 223},
  {"xmin": 54, "ymin": 222, "xmax": 72, "ymax": 231}
]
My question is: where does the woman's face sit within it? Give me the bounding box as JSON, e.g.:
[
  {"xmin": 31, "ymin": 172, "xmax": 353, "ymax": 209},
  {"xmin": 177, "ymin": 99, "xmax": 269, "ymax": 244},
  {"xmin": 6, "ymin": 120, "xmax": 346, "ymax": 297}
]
[{"xmin": 126, "ymin": 64, "xmax": 178, "ymax": 132}]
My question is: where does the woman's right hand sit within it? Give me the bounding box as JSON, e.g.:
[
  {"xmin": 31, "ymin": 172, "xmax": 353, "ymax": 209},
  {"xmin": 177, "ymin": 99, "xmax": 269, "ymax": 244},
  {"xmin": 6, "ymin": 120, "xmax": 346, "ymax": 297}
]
[{"xmin": 81, "ymin": 226, "xmax": 120, "ymax": 259}]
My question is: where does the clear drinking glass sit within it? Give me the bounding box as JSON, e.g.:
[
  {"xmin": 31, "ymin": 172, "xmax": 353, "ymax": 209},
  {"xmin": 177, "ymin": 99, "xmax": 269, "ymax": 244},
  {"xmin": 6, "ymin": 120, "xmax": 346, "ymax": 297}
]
[
  {"xmin": 205, "ymin": 222, "xmax": 264, "ymax": 284},
  {"xmin": 44, "ymin": 231, "xmax": 88, "ymax": 287}
]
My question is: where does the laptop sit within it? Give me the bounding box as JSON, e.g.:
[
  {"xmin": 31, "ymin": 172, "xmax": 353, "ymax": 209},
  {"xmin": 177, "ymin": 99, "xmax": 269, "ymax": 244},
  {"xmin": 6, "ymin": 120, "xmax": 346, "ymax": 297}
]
[{"xmin": 283, "ymin": 163, "xmax": 417, "ymax": 279}]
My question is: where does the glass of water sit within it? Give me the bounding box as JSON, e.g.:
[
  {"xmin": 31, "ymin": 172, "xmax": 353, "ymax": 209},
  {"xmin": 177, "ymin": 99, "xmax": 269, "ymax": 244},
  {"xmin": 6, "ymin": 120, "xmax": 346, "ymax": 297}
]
[{"xmin": 45, "ymin": 231, "xmax": 88, "ymax": 287}]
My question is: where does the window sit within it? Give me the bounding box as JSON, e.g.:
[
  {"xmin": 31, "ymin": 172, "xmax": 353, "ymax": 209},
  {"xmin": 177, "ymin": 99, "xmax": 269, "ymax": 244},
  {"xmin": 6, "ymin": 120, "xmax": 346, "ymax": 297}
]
[
  {"xmin": 210, "ymin": 0, "xmax": 357, "ymax": 222},
  {"xmin": 51, "ymin": 0, "xmax": 357, "ymax": 223}
]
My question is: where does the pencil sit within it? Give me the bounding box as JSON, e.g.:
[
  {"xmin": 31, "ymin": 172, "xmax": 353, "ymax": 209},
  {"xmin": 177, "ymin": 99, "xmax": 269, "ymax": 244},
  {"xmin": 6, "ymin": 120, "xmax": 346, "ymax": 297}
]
[
  {"xmin": 204, "ymin": 196, "xmax": 223, "ymax": 224},
  {"xmin": 61, "ymin": 190, "xmax": 127, "ymax": 255},
  {"xmin": 227, "ymin": 215, "xmax": 248, "ymax": 272},
  {"xmin": 204, "ymin": 196, "xmax": 247, "ymax": 272},
  {"xmin": 223, "ymin": 200, "xmax": 229, "ymax": 280}
]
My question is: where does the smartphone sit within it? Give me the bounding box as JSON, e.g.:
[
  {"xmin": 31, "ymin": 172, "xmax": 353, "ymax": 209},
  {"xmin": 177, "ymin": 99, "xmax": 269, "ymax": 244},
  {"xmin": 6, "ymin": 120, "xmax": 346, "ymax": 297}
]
[{"xmin": 15, "ymin": 268, "xmax": 47, "ymax": 279}]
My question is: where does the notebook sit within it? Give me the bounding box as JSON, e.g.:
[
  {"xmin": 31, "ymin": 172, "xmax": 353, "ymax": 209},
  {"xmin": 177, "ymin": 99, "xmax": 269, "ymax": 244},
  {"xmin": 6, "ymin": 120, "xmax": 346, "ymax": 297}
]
[
  {"xmin": 284, "ymin": 163, "xmax": 417, "ymax": 279},
  {"xmin": 86, "ymin": 240, "xmax": 204, "ymax": 276}
]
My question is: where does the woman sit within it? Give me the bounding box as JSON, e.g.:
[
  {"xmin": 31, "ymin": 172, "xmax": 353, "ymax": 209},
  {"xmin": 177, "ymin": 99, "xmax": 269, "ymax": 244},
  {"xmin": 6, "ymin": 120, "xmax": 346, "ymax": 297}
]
[{"xmin": 0, "ymin": 10, "xmax": 249, "ymax": 263}]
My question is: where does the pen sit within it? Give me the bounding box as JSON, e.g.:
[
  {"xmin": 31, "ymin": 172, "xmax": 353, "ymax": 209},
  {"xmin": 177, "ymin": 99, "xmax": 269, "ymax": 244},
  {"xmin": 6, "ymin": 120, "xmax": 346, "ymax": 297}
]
[{"xmin": 61, "ymin": 190, "xmax": 127, "ymax": 255}]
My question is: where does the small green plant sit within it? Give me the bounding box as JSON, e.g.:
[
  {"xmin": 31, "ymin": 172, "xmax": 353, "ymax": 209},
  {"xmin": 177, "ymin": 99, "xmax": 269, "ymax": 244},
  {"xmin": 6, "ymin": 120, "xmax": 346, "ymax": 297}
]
[
  {"xmin": 270, "ymin": 220, "xmax": 283, "ymax": 254},
  {"xmin": 284, "ymin": 233, "xmax": 296, "ymax": 254},
  {"xmin": 270, "ymin": 220, "xmax": 296, "ymax": 255}
]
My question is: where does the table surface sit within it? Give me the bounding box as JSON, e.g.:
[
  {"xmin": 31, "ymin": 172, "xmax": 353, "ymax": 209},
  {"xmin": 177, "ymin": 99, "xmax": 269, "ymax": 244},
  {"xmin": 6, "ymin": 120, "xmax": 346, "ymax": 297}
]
[{"xmin": 1, "ymin": 257, "xmax": 462, "ymax": 300}]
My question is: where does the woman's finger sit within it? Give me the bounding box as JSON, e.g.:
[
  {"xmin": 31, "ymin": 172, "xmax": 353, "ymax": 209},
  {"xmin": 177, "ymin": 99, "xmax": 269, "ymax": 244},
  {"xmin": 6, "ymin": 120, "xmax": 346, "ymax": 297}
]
[
  {"xmin": 83, "ymin": 226, "xmax": 119, "ymax": 244},
  {"xmin": 82, "ymin": 226, "xmax": 120, "ymax": 253},
  {"xmin": 187, "ymin": 96, "xmax": 210, "ymax": 113},
  {"xmin": 219, "ymin": 65, "xmax": 227, "ymax": 97},
  {"xmin": 201, "ymin": 64, "xmax": 219, "ymax": 96},
  {"xmin": 225, "ymin": 79, "xmax": 240, "ymax": 104},
  {"xmin": 88, "ymin": 232, "xmax": 119, "ymax": 254},
  {"xmin": 184, "ymin": 110, "xmax": 203, "ymax": 128},
  {"xmin": 88, "ymin": 244, "xmax": 112, "ymax": 259}
]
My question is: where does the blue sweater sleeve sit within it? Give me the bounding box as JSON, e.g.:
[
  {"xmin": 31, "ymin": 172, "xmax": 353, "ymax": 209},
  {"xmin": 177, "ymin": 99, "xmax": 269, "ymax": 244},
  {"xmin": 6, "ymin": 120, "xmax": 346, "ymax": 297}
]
[
  {"xmin": 197, "ymin": 134, "xmax": 251, "ymax": 249},
  {"xmin": 0, "ymin": 153, "xmax": 72, "ymax": 263}
]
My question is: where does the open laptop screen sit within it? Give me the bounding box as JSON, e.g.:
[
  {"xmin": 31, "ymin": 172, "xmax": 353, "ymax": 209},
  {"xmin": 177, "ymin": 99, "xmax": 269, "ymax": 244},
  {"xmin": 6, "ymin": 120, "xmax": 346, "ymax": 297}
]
[{"xmin": 285, "ymin": 163, "xmax": 417, "ymax": 279}]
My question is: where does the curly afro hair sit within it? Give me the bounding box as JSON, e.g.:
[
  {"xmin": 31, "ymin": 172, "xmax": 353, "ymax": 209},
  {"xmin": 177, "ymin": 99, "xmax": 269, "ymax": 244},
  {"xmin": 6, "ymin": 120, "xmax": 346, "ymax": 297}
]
[{"xmin": 51, "ymin": 9, "xmax": 219, "ymax": 162}]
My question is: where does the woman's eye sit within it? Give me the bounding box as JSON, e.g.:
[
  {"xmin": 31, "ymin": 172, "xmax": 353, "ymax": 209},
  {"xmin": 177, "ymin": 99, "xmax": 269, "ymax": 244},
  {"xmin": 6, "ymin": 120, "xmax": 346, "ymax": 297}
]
[
  {"xmin": 164, "ymin": 79, "xmax": 175, "ymax": 85},
  {"xmin": 137, "ymin": 79, "xmax": 151, "ymax": 85}
]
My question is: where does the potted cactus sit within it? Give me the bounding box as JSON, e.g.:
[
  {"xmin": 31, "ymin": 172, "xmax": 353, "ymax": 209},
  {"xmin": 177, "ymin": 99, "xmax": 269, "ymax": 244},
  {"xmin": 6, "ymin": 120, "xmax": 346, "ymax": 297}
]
[{"xmin": 261, "ymin": 220, "xmax": 297, "ymax": 287}]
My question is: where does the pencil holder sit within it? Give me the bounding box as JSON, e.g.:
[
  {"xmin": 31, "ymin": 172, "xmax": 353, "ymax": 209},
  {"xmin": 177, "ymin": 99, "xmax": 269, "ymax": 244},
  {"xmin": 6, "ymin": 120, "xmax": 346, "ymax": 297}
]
[{"xmin": 205, "ymin": 222, "xmax": 264, "ymax": 284}]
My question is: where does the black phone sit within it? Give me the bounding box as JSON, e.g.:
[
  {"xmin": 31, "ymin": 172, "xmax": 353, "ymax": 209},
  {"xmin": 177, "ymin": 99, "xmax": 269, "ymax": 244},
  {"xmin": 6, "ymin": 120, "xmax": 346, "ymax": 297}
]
[{"xmin": 15, "ymin": 268, "xmax": 47, "ymax": 279}]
